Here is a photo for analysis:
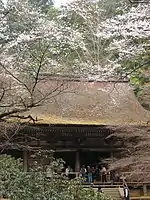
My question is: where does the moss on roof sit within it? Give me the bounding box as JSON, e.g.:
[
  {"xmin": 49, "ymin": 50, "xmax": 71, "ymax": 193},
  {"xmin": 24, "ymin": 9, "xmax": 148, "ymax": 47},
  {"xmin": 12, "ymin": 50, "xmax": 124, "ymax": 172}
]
[{"xmin": 16, "ymin": 80, "xmax": 150, "ymax": 125}]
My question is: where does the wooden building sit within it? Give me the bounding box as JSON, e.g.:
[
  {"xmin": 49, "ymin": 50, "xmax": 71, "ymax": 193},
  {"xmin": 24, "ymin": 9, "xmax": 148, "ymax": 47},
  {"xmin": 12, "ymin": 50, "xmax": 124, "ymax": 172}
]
[{"xmin": 6, "ymin": 78, "xmax": 150, "ymax": 172}]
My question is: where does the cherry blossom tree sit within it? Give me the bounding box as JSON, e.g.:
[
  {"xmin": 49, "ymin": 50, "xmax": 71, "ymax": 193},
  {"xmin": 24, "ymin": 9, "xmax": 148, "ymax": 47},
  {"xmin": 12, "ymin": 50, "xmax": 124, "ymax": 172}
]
[
  {"xmin": 55, "ymin": 0, "xmax": 149, "ymax": 83},
  {"xmin": 0, "ymin": 0, "xmax": 83, "ymax": 122}
]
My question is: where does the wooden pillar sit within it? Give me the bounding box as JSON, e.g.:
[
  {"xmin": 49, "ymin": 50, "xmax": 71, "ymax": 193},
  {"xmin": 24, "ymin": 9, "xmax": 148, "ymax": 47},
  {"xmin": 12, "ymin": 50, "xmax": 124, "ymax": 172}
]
[
  {"xmin": 110, "ymin": 151, "xmax": 114, "ymax": 159},
  {"xmin": 143, "ymin": 184, "xmax": 147, "ymax": 196},
  {"xmin": 23, "ymin": 150, "xmax": 28, "ymax": 171},
  {"xmin": 75, "ymin": 150, "xmax": 80, "ymax": 173}
]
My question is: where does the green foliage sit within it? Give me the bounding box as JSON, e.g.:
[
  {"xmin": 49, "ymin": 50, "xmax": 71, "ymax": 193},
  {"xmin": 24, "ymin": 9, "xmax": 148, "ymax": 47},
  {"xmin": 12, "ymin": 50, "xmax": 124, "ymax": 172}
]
[
  {"xmin": 0, "ymin": 154, "xmax": 112, "ymax": 200},
  {"xmin": 119, "ymin": 47, "xmax": 150, "ymax": 96},
  {"xmin": 0, "ymin": 155, "xmax": 23, "ymax": 198}
]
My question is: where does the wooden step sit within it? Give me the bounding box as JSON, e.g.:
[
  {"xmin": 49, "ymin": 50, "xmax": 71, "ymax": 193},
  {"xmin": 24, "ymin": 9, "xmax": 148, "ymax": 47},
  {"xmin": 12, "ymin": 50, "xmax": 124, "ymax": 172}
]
[
  {"xmin": 86, "ymin": 186, "xmax": 123, "ymax": 200},
  {"xmin": 100, "ymin": 188, "xmax": 122, "ymax": 200},
  {"xmin": 131, "ymin": 197, "xmax": 150, "ymax": 200},
  {"xmin": 84, "ymin": 184, "xmax": 122, "ymax": 188}
]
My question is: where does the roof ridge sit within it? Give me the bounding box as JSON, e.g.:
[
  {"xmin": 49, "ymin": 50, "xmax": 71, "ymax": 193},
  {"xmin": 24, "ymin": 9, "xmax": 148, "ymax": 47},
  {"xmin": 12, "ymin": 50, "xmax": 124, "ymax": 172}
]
[{"xmin": 39, "ymin": 74, "xmax": 129, "ymax": 83}]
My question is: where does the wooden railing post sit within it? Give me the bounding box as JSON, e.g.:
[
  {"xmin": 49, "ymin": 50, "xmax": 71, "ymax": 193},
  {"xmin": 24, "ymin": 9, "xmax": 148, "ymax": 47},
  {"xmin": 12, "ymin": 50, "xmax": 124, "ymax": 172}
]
[
  {"xmin": 75, "ymin": 150, "xmax": 80, "ymax": 172},
  {"xmin": 143, "ymin": 184, "xmax": 147, "ymax": 196}
]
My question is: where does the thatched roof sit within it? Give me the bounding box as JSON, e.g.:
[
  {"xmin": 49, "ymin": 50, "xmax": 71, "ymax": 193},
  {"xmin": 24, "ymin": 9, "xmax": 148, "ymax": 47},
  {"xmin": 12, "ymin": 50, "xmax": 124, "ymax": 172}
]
[{"xmin": 25, "ymin": 79, "xmax": 150, "ymax": 125}]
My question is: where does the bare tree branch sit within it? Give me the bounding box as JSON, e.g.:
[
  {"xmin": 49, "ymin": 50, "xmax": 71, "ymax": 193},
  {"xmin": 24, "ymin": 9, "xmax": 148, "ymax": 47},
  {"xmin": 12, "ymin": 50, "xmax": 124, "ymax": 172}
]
[
  {"xmin": 0, "ymin": 88, "xmax": 5, "ymax": 102},
  {"xmin": 0, "ymin": 62, "xmax": 31, "ymax": 95},
  {"xmin": 31, "ymin": 44, "xmax": 50, "ymax": 95}
]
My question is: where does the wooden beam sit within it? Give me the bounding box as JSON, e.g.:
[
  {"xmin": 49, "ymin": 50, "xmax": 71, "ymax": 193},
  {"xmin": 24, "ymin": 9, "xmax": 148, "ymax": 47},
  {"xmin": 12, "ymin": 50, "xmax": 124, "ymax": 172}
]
[
  {"xmin": 80, "ymin": 148, "xmax": 123, "ymax": 152},
  {"xmin": 54, "ymin": 148, "xmax": 122, "ymax": 152},
  {"xmin": 55, "ymin": 149, "xmax": 76, "ymax": 152}
]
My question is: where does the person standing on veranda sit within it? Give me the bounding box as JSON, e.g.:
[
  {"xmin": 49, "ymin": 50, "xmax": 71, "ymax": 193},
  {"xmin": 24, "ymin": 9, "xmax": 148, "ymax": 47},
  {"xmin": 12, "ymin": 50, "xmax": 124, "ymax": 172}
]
[
  {"xmin": 87, "ymin": 166, "xmax": 93, "ymax": 184},
  {"xmin": 101, "ymin": 166, "xmax": 107, "ymax": 183}
]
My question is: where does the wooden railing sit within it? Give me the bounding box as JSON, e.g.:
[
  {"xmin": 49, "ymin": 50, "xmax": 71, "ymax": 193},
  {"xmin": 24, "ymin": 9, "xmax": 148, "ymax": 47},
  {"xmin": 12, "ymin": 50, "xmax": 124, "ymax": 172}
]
[
  {"xmin": 61, "ymin": 171, "xmax": 150, "ymax": 185},
  {"xmin": 61, "ymin": 172, "xmax": 112, "ymax": 183},
  {"xmin": 20, "ymin": 171, "xmax": 150, "ymax": 184},
  {"xmin": 121, "ymin": 172, "xmax": 150, "ymax": 183}
]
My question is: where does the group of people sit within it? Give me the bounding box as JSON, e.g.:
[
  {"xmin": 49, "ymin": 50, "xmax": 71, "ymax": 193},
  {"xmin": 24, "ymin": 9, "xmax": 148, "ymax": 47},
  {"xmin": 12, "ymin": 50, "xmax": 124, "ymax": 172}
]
[
  {"xmin": 65, "ymin": 164, "xmax": 126, "ymax": 184},
  {"xmin": 65, "ymin": 165, "xmax": 109, "ymax": 183},
  {"xmin": 80, "ymin": 165, "xmax": 108, "ymax": 183}
]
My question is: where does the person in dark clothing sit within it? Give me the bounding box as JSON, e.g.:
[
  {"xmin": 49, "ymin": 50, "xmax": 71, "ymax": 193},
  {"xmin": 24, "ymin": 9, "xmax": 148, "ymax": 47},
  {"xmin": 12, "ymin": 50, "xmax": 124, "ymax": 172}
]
[
  {"xmin": 101, "ymin": 167, "xmax": 107, "ymax": 183},
  {"xmin": 92, "ymin": 166, "xmax": 96, "ymax": 182},
  {"xmin": 124, "ymin": 186, "xmax": 130, "ymax": 200},
  {"xmin": 80, "ymin": 165, "xmax": 87, "ymax": 179},
  {"xmin": 98, "ymin": 186, "xmax": 103, "ymax": 193},
  {"xmin": 114, "ymin": 172, "xmax": 120, "ymax": 182},
  {"xmin": 95, "ymin": 166, "xmax": 100, "ymax": 181},
  {"xmin": 87, "ymin": 166, "xmax": 93, "ymax": 184}
]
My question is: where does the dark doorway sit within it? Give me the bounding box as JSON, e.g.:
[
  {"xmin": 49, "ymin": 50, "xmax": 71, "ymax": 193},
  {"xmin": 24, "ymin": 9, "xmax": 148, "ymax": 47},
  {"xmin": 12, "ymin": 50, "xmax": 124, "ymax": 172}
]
[
  {"xmin": 54, "ymin": 151, "xmax": 110, "ymax": 171},
  {"xmin": 54, "ymin": 151, "xmax": 76, "ymax": 170},
  {"xmin": 1, "ymin": 149, "xmax": 23, "ymax": 159},
  {"xmin": 80, "ymin": 151, "xmax": 110, "ymax": 167}
]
